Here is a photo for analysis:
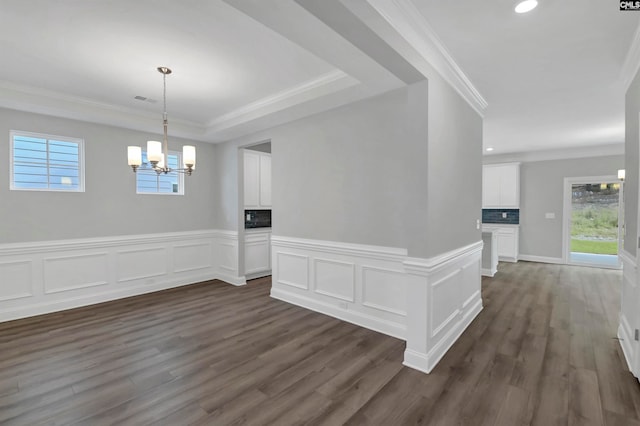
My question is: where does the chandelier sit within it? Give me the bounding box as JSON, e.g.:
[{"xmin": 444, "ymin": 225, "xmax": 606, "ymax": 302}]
[{"xmin": 127, "ymin": 67, "xmax": 196, "ymax": 175}]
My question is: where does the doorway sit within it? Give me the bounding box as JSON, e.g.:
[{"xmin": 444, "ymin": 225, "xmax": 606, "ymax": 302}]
[{"xmin": 563, "ymin": 176, "xmax": 621, "ymax": 269}]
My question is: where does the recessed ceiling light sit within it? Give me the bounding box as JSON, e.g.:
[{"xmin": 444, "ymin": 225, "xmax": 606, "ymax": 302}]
[
  {"xmin": 486, "ymin": 147, "xmax": 494, "ymax": 152},
  {"xmin": 515, "ymin": 0, "xmax": 538, "ymax": 13}
]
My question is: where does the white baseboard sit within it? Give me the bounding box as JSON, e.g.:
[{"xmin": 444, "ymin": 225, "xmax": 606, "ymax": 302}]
[
  {"xmin": 245, "ymin": 270, "xmax": 272, "ymax": 281},
  {"xmin": 270, "ymin": 287, "xmax": 406, "ymax": 340},
  {"xmin": 404, "ymin": 297, "xmax": 482, "ymax": 374},
  {"xmin": 0, "ymin": 271, "xmax": 218, "ymax": 323},
  {"xmin": 0, "ymin": 229, "xmax": 243, "ymax": 322},
  {"xmin": 216, "ymin": 272, "xmax": 247, "ymax": 286},
  {"xmin": 518, "ymin": 254, "xmax": 565, "ymax": 264},
  {"xmin": 482, "ymin": 267, "xmax": 496, "ymax": 277}
]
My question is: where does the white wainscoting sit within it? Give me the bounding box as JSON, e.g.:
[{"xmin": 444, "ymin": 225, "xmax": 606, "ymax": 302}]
[
  {"xmin": 403, "ymin": 241, "xmax": 483, "ymax": 374},
  {"xmin": 619, "ymin": 249, "xmax": 639, "ymax": 379},
  {"xmin": 271, "ymin": 236, "xmax": 409, "ymax": 339},
  {"xmin": 216, "ymin": 230, "xmax": 246, "ymax": 286},
  {"xmin": 0, "ymin": 229, "xmax": 244, "ymax": 323},
  {"xmin": 270, "ymin": 235, "xmax": 484, "ymax": 374}
]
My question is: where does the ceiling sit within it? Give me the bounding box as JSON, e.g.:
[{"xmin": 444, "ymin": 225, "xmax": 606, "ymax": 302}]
[{"xmin": 0, "ymin": 0, "xmax": 638, "ymax": 155}]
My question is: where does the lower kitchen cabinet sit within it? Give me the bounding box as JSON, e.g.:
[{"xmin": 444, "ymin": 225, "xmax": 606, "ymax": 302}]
[
  {"xmin": 482, "ymin": 224, "xmax": 519, "ymax": 263},
  {"xmin": 244, "ymin": 229, "xmax": 271, "ymax": 278}
]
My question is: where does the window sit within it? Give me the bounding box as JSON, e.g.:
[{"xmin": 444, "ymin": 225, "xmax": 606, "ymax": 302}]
[
  {"xmin": 136, "ymin": 151, "xmax": 184, "ymax": 195},
  {"xmin": 11, "ymin": 131, "xmax": 84, "ymax": 192}
]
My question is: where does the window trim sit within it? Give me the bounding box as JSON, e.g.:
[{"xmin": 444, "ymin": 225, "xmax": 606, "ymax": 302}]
[
  {"xmin": 135, "ymin": 150, "xmax": 185, "ymax": 196},
  {"xmin": 10, "ymin": 130, "xmax": 85, "ymax": 192}
]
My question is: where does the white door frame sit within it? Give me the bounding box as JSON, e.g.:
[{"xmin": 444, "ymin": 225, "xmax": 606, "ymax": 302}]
[{"xmin": 562, "ymin": 175, "xmax": 620, "ymax": 267}]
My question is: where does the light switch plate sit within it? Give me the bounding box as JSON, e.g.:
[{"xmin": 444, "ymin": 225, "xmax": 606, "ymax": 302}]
[{"xmin": 545, "ymin": 213, "xmax": 555, "ymax": 219}]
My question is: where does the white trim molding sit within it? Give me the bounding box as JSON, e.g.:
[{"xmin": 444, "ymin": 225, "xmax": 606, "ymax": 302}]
[
  {"xmin": 207, "ymin": 70, "xmax": 357, "ymax": 132},
  {"xmin": 270, "ymin": 236, "xmax": 483, "ymax": 374},
  {"xmin": 0, "ymin": 229, "xmax": 245, "ymax": 322},
  {"xmin": 359, "ymin": 0, "xmax": 487, "ymax": 115},
  {"xmin": 618, "ymin": 249, "xmax": 639, "ymax": 379},
  {"xmin": 518, "ymin": 255, "xmax": 565, "ymax": 265},
  {"xmin": 622, "ymin": 21, "xmax": 640, "ymax": 91}
]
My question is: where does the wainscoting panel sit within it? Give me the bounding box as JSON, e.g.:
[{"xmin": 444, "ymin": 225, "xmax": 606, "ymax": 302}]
[
  {"xmin": 361, "ymin": 266, "xmax": 407, "ymax": 317},
  {"xmin": 271, "ymin": 236, "xmax": 409, "ymax": 339},
  {"xmin": 276, "ymin": 252, "xmax": 309, "ymax": 290},
  {"xmin": 117, "ymin": 247, "xmax": 168, "ymax": 283},
  {"xmin": 0, "ymin": 260, "xmax": 33, "ymax": 301},
  {"xmin": 174, "ymin": 242, "xmax": 214, "ymax": 274},
  {"xmin": 0, "ymin": 230, "xmax": 240, "ymax": 322},
  {"xmin": 618, "ymin": 250, "xmax": 638, "ymax": 379},
  {"xmin": 44, "ymin": 252, "xmax": 109, "ymax": 294},
  {"xmin": 314, "ymin": 258, "xmax": 356, "ymax": 302},
  {"xmin": 430, "ymin": 269, "xmax": 462, "ymax": 339},
  {"xmin": 403, "ymin": 241, "xmax": 484, "ymax": 374}
]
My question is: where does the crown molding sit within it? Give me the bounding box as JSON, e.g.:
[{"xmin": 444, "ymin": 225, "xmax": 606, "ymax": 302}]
[
  {"xmin": 483, "ymin": 142, "xmax": 624, "ymax": 164},
  {"xmin": 363, "ymin": 0, "xmax": 487, "ymax": 115},
  {"xmin": 621, "ymin": 21, "xmax": 640, "ymax": 91},
  {"xmin": 0, "ymin": 69, "xmax": 360, "ymax": 143},
  {"xmin": 206, "ymin": 69, "xmax": 358, "ymax": 132},
  {"xmin": 0, "ymin": 80, "xmax": 208, "ymax": 141}
]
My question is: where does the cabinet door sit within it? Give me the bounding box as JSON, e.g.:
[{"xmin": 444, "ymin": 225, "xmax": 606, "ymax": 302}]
[
  {"xmin": 244, "ymin": 151, "xmax": 260, "ymax": 208},
  {"xmin": 245, "ymin": 233, "xmax": 270, "ymax": 274},
  {"xmin": 496, "ymin": 228, "xmax": 518, "ymax": 261},
  {"xmin": 499, "ymin": 165, "xmax": 519, "ymax": 208},
  {"xmin": 259, "ymin": 154, "xmax": 272, "ymax": 208},
  {"xmin": 482, "ymin": 166, "xmax": 501, "ymax": 208},
  {"xmin": 496, "ymin": 233, "xmax": 514, "ymax": 258}
]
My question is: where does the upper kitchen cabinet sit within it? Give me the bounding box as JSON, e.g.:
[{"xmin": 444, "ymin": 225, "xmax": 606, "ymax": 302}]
[
  {"xmin": 482, "ymin": 163, "xmax": 520, "ymax": 209},
  {"xmin": 244, "ymin": 150, "xmax": 271, "ymax": 209}
]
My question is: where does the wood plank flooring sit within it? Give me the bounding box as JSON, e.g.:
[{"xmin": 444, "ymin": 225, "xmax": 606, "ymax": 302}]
[{"xmin": 0, "ymin": 262, "xmax": 639, "ymax": 425}]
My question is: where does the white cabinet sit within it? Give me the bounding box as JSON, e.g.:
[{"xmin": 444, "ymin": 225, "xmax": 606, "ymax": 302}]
[
  {"xmin": 245, "ymin": 229, "xmax": 271, "ymax": 278},
  {"xmin": 482, "ymin": 225, "xmax": 519, "ymax": 263},
  {"xmin": 259, "ymin": 153, "xmax": 271, "ymax": 207},
  {"xmin": 482, "ymin": 163, "xmax": 520, "ymax": 208},
  {"xmin": 244, "ymin": 150, "xmax": 271, "ymax": 209}
]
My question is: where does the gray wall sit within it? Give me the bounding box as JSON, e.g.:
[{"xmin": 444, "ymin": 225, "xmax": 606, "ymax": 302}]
[
  {"xmin": 215, "ymin": 83, "xmax": 428, "ymax": 255},
  {"xmin": 516, "ymin": 155, "xmax": 623, "ymax": 259},
  {"xmin": 625, "ymin": 71, "xmax": 640, "ymax": 256},
  {"xmin": 0, "ymin": 108, "xmax": 216, "ymax": 244},
  {"xmin": 426, "ymin": 73, "xmax": 483, "ymax": 257},
  {"xmin": 215, "ymin": 79, "xmax": 482, "ymax": 259}
]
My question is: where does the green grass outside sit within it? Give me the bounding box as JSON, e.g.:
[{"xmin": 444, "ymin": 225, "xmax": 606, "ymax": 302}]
[
  {"xmin": 570, "ymin": 239, "xmax": 618, "ymax": 255},
  {"xmin": 571, "ymin": 205, "xmax": 618, "ymax": 239}
]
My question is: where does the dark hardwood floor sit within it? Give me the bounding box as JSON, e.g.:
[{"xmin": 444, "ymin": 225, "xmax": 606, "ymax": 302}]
[{"xmin": 0, "ymin": 262, "xmax": 639, "ymax": 425}]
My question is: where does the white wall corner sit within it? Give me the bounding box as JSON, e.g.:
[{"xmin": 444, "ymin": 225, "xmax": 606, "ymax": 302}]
[
  {"xmin": 621, "ymin": 21, "xmax": 640, "ymax": 91},
  {"xmin": 362, "ymin": 0, "xmax": 488, "ymax": 116}
]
